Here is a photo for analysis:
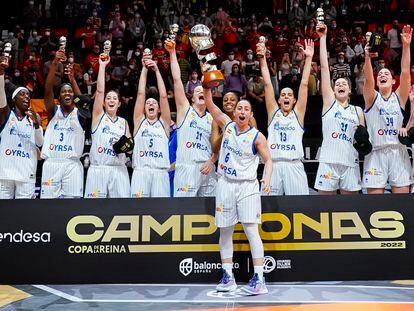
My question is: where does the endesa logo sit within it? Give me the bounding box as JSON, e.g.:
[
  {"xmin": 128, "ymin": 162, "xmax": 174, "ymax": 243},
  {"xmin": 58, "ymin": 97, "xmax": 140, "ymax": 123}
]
[
  {"xmin": 377, "ymin": 129, "xmax": 397, "ymax": 136},
  {"xmin": 139, "ymin": 150, "xmax": 164, "ymax": 158},
  {"xmin": 185, "ymin": 141, "xmax": 208, "ymax": 151},
  {"xmin": 4, "ymin": 148, "xmax": 30, "ymax": 158},
  {"xmin": 97, "ymin": 146, "xmax": 116, "ymax": 157},
  {"xmin": 331, "ymin": 132, "xmax": 352, "ymax": 143}
]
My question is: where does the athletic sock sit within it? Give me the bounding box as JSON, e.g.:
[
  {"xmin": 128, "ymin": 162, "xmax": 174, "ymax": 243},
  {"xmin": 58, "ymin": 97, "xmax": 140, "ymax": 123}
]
[
  {"xmin": 254, "ymin": 265, "xmax": 264, "ymax": 281},
  {"xmin": 222, "ymin": 263, "xmax": 233, "ymax": 277}
]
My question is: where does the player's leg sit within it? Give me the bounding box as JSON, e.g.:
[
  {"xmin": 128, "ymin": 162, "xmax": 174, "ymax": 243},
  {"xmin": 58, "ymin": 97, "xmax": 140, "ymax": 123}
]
[
  {"xmin": 151, "ymin": 170, "xmax": 170, "ymax": 197},
  {"xmin": 284, "ymin": 161, "xmax": 309, "ymax": 195},
  {"xmin": 174, "ymin": 164, "xmax": 200, "ymax": 197},
  {"xmin": 363, "ymin": 150, "xmax": 387, "ymax": 194},
  {"xmin": 40, "ymin": 159, "xmax": 63, "ymax": 198},
  {"xmin": 0, "ymin": 179, "xmax": 15, "ymax": 199},
  {"xmin": 389, "ymin": 146, "xmax": 411, "ymax": 194},
  {"xmin": 268, "ymin": 161, "xmax": 284, "ymax": 195},
  {"xmin": 108, "ymin": 166, "xmax": 130, "ymax": 198},
  {"xmin": 15, "ymin": 180, "xmax": 36, "ymax": 199},
  {"xmin": 130, "ymin": 168, "xmax": 152, "ymax": 198},
  {"xmin": 339, "ymin": 164, "xmax": 361, "ymax": 195},
  {"xmin": 314, "ymin": 162, "xmax": 340, "ymax": 195},
  {"xmin": 84, "ymin": 165, "xmax": 108, "ymax": 198},
  {"xmin": 61, "ymin": 160, "xmax": 84, "ymax": 198},
  {"xmin": 215, "ymin": 177, "xmax": 238, "ymax": 292}
]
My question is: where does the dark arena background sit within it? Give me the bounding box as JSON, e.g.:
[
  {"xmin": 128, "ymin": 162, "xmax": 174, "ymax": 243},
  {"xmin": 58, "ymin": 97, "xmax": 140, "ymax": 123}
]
[{"xmin": 1, "ymin": 0, "xmax": 414, "ymax": 310}]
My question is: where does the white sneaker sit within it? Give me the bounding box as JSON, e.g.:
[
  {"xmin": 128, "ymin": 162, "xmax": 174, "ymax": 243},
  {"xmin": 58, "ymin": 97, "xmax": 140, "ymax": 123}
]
[
  {"xmin": 241, "ymin": 273, "xmax": 268, "ymax": 295},
  {"xmin": 216, "ymin": 269, "xmax": 237, "ymax": 292}
]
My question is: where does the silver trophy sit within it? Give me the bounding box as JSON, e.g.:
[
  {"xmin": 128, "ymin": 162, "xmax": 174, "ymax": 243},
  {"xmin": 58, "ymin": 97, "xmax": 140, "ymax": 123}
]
[
  {"xmin": 256, "ymin": 36, "xmax": 266, "ymax": 57},
  {"xmin": 165, "ymin": 24, "xmax": 179, "ymax": 49},
  {"xmin": 316, "ymin": 8, "xmax": 324, "ymax": 24},
  {"xmin": 189, "ymin": 24, "xmax": 224, "ymax": 88},
  {"xmin": 59, "ymin": 36, "xmax": 67, "ymax": 52},
  {"xmin": 0, "ymin": 43, "xmax": 12, "ymax": 67},
  {"xmin": 100, "ymin": 40, "xmax": 112, "ymax": 61}
]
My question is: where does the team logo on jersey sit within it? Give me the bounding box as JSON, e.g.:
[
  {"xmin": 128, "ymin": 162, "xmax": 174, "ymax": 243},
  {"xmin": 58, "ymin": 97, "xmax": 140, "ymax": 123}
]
[
  {"xmin": 219, "ymin": 163, "xmax": 237, "ymax": 176},
  {"xmin": 364, "ymin": 168, "xmax": 382, "ymax": 176},
  {"xmin": 97, "ymin": 146, "xmax": 116, "ymax": 156},
  {"xmin": 9, "ymin": 126, "xmax": 17, "ymax": 135},
  {"xmin": 177, "ymin": 185, "xmax": 189, "ymax": 193},
  {"xmin": 379, "ymin": 108, "xmax": 399, "ymax": 116},
  {"xmin": 274, "ymin": 122, "xmax": 295, "ymax": 131},
  {"xmin": 134, "ymin": 191, "xmax": 143, "ymax": 198},
  {"xmin": 331, "ymin": 132, "xmax": 352, "ymax": 143},
  {"xmin": 139, "ymin": 150, "xmax": 164, "ymax": 158},
  {"xmin": 320, "ymin": 171, "xmax": 332, "ymax": 180},
  {"xmin": 377, "ymin": 129, "xmax": 397, "ymax": 136},
  {"xmin": 49, "ymin": 144, "xmax": 73, "ymax": 151},
  {"xmin": 185, "ymin": 141, "xmax": 208, "ymax": 151},
  {"xmin": 275, "ymin": 113, "xmax": 281, "ymax": 118},
  {"xmin": 226, "ymin": 128, "xmax": 232, "ymax": 134},
  {"xmin": 42, "ymin": 178, "xmax": 52, "ymax": 186},
  {"xmin": 87, "ymin": 191, "xmax": 100, "ymax": 198},
  {"xmin": 222, "ymin": 139, "xmax": 242, "ymax": 156},
  {"xmin": 270, "ymin": 143, "xmax": 296, "ymax": 151},
  {"xmin": 53, "ymin": 123, "xmax": 75, "ymax": 132},
  {"xmin": 189, "ymin": 120, "xmax": 197, "ymax": 128},
  {"xmin": 216, "ymin": 203, "xmax": 223, "ymax": 213},
  {"xmin": 4, "ymin": 148, "xmax": 30, "ymax": 158}
]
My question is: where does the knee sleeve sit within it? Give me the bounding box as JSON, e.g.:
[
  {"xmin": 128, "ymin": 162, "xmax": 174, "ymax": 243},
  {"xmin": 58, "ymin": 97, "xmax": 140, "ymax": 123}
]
[
  {"xmin": 219, "ymin": 226, "xmax": 234, "ymax": 260},
  {"xmin": 242, "ymin": 223, "xmax": 264, "ymax": 259}
]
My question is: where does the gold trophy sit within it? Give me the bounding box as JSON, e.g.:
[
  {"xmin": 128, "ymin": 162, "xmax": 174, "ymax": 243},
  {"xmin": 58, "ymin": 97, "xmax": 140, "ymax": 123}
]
[
  {"xmin": 100, "ymin": 40, "xmax": 112, "ymax": 61},
  {"xmin": 0, "ymin": 43, "xmax": 12, "ymax": 67},
  {"xmin": 165, "ymin": 24, "xmax": 179, "ymax": 49},
  {"xmin": 256, "ymin": 36, "xmax": 266, "ymax": 57},
  {"xmin": 189, "ymin": 24, "xmax": 224, "ymax": 88}
]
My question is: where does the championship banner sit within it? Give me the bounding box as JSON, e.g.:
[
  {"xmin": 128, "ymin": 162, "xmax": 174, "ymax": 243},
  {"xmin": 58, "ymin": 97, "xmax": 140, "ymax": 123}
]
[{"xmin": 0, "ymin": 195, "xmax": 413, "ymax": 284}]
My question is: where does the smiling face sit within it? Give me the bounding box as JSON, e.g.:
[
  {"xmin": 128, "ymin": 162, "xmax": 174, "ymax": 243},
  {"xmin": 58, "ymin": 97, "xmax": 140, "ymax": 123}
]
[
  {"xmin": 222, "ymin": 92, "xmax": 238, "ymax": 114},
  {"xmin": 145, "ymin": 98, "xmax": 160, "ymax": 120},
  {"xmin": 376, "ymin": 68, "xmax": 395, "ymax": 91},
  {"xmin": 104, "ymin": 90, "xmax": 120, "ymax": 116},
  {"xmin": 14, "ymin": 89, "xmax": 31, "ymax": 112},
  {"xmin": 333, "ymin": 78, "xmax": 351, "ymax": 102},
  {"xmin": 59, "ymin": 84, "xmax": 75, "ymax": 107},
  {"xmin": 192, "ymin": 85, "xmax": 205, "ymax": 107},
  {"xmin": 233, "ymin": 100, "xmax": 253, "ymax": 128},
  {"xmin": 278, "ymin": 88, "xmax": 296, "ymax": 113}
]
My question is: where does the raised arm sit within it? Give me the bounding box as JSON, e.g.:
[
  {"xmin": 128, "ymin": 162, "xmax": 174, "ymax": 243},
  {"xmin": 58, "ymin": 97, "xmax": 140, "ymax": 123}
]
[
  {"xmin": 92, "ymin": 54, "xmax": 110, "ymax": 126},
  {"xmin": 0, "ymin": 60, "xmax": 10, "ymax": 127},
  {"xmin": 133, "ymin": 58, "xmax": 148, "ymax": 134},
  {"xmin": 363, "ymin": 45, "xmax": 376, "ymax": 111},
  {"xmin": 147, "ymin": 59, "xmax": 171, "ymax": 134},
  {"xmin": 45, "ymin": 50, "xmax": 66, "ymax": 121},
  {"xmin": 396, "ymin": 25, "xmax": 413, "ymax": 109},
  {"xmin": 295, "ymin": 39, "xmax": 314, "ymax": 124},
  {"xmin": 203, "ymin": 86, "xmax": 231, "ymax": 129},
  {"xmin": 66, "ymin": 64, "xmax": 81, "ymax": 96},
  {"xmin": 257, "ymin": 44, "xmax": 278, "ymax": 123},
  {"xmin": 164, "ymin": 39, "xmax": 190, "ymax": 119},
  {"xmin": 316, "ymin": 23, "xmax": 335, "ymax": 113}
]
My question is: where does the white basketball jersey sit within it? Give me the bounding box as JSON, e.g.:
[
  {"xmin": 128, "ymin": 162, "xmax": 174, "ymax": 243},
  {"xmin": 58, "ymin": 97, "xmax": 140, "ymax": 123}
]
[
  {"xmin": 267, "ymin": 108, "xmax": 304, "ymax": 161},
  {"xmin": 90, "ymin": 113, "xmax": 127, "ymax": 166},
  {"xmin": 319, "ymin": 101, "xmax": 359, "ymax": 167},
  {"xmin": 364, "ymin": 92, "xmax": 403, "ymax": 150},
  {"xmin": 217, "ymin": 122, "xmax": 259, "ymax": 181},
  {"xmin": 41, "ymin": 106, "xmax": 85, "ymax": 160},
  {"xmin": 133, "ymin": 118, "xmax": 170, "ymax": 170},
  {"xmin": 176, "ymin": 106, "xmax": 213, "ymax": 164},
  {"xmin": 0, "ymin": 111, "xmax": 38, "ymax": 182}
]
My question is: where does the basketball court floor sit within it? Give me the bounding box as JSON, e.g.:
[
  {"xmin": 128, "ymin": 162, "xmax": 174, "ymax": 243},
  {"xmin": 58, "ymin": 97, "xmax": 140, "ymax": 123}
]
[{"xmin": 2, "ymin": 280, "xmax": 414, "ymax": 310}]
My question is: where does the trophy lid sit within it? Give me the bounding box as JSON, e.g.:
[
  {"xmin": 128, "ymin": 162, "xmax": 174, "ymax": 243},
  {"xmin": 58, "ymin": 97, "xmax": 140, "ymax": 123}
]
[{"xmin": 189, "ymin": 24, "xmax": 214, "ymax": 51}]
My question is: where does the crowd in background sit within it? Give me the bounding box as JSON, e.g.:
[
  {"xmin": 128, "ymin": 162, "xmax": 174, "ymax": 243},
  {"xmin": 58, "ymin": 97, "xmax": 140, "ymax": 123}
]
[{"xmin": 1, "ymin": 0, "xmax": 414, "ymax": 134}]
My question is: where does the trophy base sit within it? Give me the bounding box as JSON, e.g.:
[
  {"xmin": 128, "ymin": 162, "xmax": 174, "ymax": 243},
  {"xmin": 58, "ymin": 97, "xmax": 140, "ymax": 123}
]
[{"xmin": 202, "ymin": 70, "xmax": 225, "ymax": 88}]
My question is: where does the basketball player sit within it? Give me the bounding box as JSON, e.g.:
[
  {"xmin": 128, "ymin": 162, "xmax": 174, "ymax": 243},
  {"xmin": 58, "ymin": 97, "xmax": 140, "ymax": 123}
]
[
  {"xmin": 84, "ymin": 53, "xmax": 132, "ymax": 198},
  {"xmin": 314, "ymin": 23, "xmax": 366, "ymax": 194},
  {"xmin": 363, "ymin": 25, "xmax": 413, "ymax": 194},
  {"xmin": 40, "ymin": 49, "xmax": 85, "ymax": 198},
  {"xmin": 211, "ymin": 91, "xmax": 257, "ymax": 153},
  {"xmin": 0, "ymin": 60, "xmax": 43, "ymax": 199},
  {"xmin": 258, "ymin": 39, "xmax": 314, "ymax": 195},
  {"xmin": 202, "ymin": 85, "xmax": 272, "ymax": 295},
  {"xmin": 165, "ymin": 38, "xmax": 218, "ymax": 197},
  {"xmin": 130, "ymin": 56, "xmax": 171, "ymax": 198}
]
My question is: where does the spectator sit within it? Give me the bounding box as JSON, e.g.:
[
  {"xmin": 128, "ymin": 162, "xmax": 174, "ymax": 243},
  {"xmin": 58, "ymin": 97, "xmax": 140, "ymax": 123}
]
[
  {"xmin": 265, "ymin": 49, "xmax": 279, "ymax": 98},
  {"xmin": 246, "ymin": 69, "xmax": 266, "ymax": 135},
  {"xmin": 179, "ymin": 7, "xmax": 195, "ymax": 28},
  {"xmin": 196, "ymin": 9, "xmax": 213, "ymax": 29},
  {"xmin": 387, "ymin": 20, "xmax": 402, "ymax": 56},
  {"xmin": 38, "ymin": 28, "xmax": 57, "ymax": 63},
  {"xmin": 84, "ymin": 44, "xmax": 101, "ymax": 76},
  {"xmin": 331, "ymin": 51, "xmax": 352, "ymax": 85},
  {"xmin": 27, "ymin": 30, "xmax": 42, "ymax": 54},
  {"xmin": 89, "ymin": 8, "xmax": 102, "ymax": 30},
  {"xmin": 241, "ymin": 49, "xmax": 259, "ymax": 80},
  {"xmin": 109, "ymin": 11, "xmax": 126, "ymax": 42},
  {"xmin": 223, "ymin": 63, "xmax": 247, "ymax": 98},
  {"xmin": 354, "ymin": 61, "xmax": 365, "ymax": 95},
  {"xmin": 75, "ymin": 18, "xmax": 97, "ymax": 57},
  {"xmin": 272, "ymin": 32, "xmax": 290, "ymax": 64},
  {"xmin": 22, "ymin": 0, "xmax": 41, "ymax": 35},
  {"xmin": 288, "ymin": 1, "xmax": 305, "ymax": 27},
  {"xmin": 83, "ymin": 67, "xmax": 97, "ymax": 95},
  {"xmin": 185, "ymin": 70, "xmax": 202, "ymax": 100},
  {"xmin": 221, "ymin": 18, "xmax": 239, "ymax": 55},
  {"xmin": 211, "ymin": 6, "xmax": 229, "ymax": 35},
  {"xmin": 97, "ymin": 24, "xmax": 112, "ymax": 46},
  {"xmin": 279, "ymin": 52, "xmax": 292, "ymax": 80},
  {"xmin": 42, "ymin": 50, "xmax": 64, "ymax": 97},
  {"xmin": 280, "ymin": 64, "xmax": 302, "ymax": 97},
  {"xmin": 324, "ymin": 0, "xmax": 337, "ymax": 26},
  {"xmin": 147, "ymin": 15, "xmax": 163, "ymax": 48},
  {"xmin": 129, "ymin": 12, "xmax": 146, "ymax": 45},
  {"xmin": 162, "ymin": 9, "xmax": 179, "ymax": 30},
  {"xmin": 220, "ymin": 51, "xmax": 240, "ymax": 78}
]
